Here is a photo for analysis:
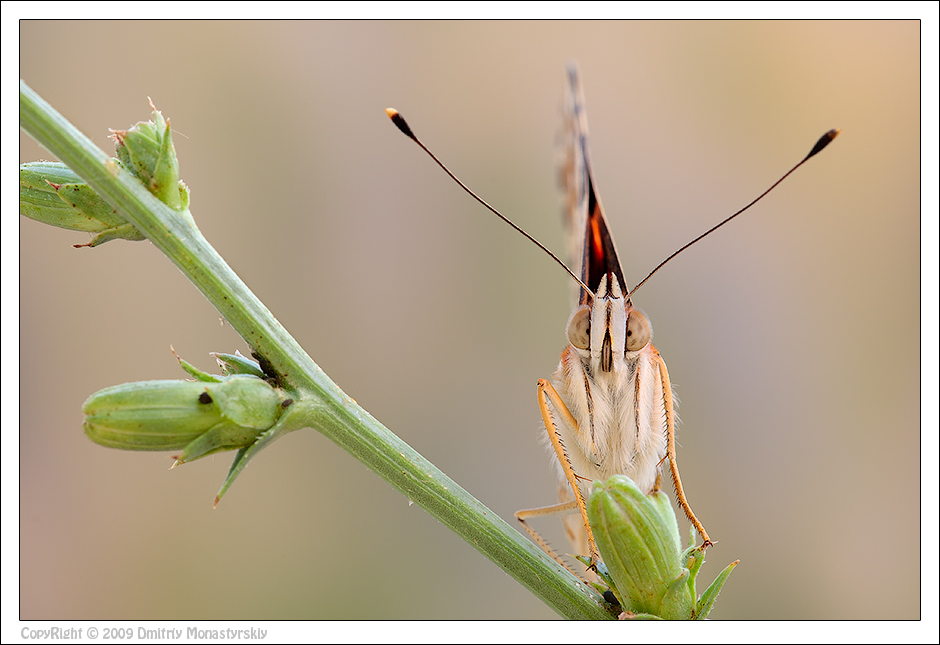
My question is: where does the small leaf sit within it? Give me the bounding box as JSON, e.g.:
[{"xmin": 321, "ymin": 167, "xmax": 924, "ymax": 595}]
[
  {"xmin": 695, "ymin": 559, "xmax": 739, "ymax": 620},
  {"xmin": 212, "ymin": 351, "xmax": 266, "ymax": 378}
]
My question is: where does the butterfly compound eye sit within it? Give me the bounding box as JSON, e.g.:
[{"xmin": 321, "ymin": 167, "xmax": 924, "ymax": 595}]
[
  {"xmin": 566, "ymin": 304, "xmax": 592, "ymax": 350},
  {"xmin": 625, "ymin": 309, "xmax": 651, "ymax": 352}
]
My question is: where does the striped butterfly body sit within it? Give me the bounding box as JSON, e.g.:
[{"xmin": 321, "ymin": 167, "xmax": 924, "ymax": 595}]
[{"xmin": 555, "ymin": 66, "xmax": 669, "ymax": 498}]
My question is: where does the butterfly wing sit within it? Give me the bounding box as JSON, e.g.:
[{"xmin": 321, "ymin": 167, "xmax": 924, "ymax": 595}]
[{"xmin": 560, "ymin": 64, "xmax": 629, "ymax": 308}]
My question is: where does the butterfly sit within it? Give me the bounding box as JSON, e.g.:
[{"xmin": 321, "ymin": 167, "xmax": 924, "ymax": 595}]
[
  {"xmin": 512, "ymin": 65, "xmax": 709, "ymax": 572},
  {"xmin": 386, "ymin": 66, "xmax": 837, "ymax": 575}
]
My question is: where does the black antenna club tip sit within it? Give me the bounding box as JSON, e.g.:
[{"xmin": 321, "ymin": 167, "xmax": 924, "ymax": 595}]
[
  {"xmin": 386, "ymin": 107, "xmax": 416, "ymax": 140},
  {"xmin": 807, "ymin": 128, "xmax": 841, "ymax": 159}
]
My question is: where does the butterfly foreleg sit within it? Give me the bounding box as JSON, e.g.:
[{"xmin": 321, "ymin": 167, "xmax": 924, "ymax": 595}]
[{"xmin": 516, "ymin": 378, "xmax": 601, "ymax": 569}]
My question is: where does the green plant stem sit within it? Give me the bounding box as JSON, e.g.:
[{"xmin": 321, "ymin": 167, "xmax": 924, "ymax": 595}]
[{"xmin": 19, "ymin": 80, "xmax": 611, "ymax": 619}]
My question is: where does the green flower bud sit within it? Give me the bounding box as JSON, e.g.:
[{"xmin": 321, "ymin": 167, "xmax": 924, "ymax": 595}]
[
  {"xmin": 586, "ymin": 475, "xmax": 738, "ymax": 620},
  {"xmin": 83, "ymin": 374, "xmax": 284, "ymax": 465},
  {"xmin": 19, "ymin": 161, "xmax": 145, "ymax": 247},
  {"xmin": 110, "ymin": 100, "xmax": 189, "ymax": 211}
]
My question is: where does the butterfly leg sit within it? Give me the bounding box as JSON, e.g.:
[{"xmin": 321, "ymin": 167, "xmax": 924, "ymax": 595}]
[
  {"xmin": 516, "ymin": 378, "xmax": 601, "ymax": 569},
  {"xmin": 651, "ymin": 471, "xmax": 663, "ymax": 493},
  {"xmin": 514, "ymin": 498, "xmax": 584, "ymax": 578},
  {"xmin": 657, "ymin": 354, "xmax": 713, "ymax": 548}
]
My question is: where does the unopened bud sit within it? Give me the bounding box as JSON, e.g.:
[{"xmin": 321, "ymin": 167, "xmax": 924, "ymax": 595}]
[
  {"xmin": 19, "ymin": 161, "xmax": 145, "ymax": 247},
  {"xmin": 83, "ymin": 374, "xmax": 284, "ymax": 465},
  {"xmin": 586, "ymin": 475, "xmax": 737, "ymax": 620},
  {"xmin": 110, "ymin": 100, "xmax": 189, "ymax": 211}
]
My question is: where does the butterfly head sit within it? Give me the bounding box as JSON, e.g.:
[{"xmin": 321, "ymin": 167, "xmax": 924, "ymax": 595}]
[{"xmin": 566, "ymin": 273, "xmax": 652, "ymax": 373}]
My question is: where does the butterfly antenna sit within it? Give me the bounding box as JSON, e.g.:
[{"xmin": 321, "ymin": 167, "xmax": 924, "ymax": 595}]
[
  {"xmin": 387, "ymin": 108, "xmax": 594, "ymax": 298},
  {"xmin": 627, "ymin": 128, "xmax": 840, "ymax": 299}
]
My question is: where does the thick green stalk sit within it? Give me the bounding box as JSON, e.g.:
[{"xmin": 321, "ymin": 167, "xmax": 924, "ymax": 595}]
[{"xmin": 19, "ymin": 80, "xmax": 611, "ymax": 619}]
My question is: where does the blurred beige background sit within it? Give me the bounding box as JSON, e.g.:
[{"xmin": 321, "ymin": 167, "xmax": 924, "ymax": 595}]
[{"xmin": 19, "ymin": 21, "xmax": 920, "ymax": 619}]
